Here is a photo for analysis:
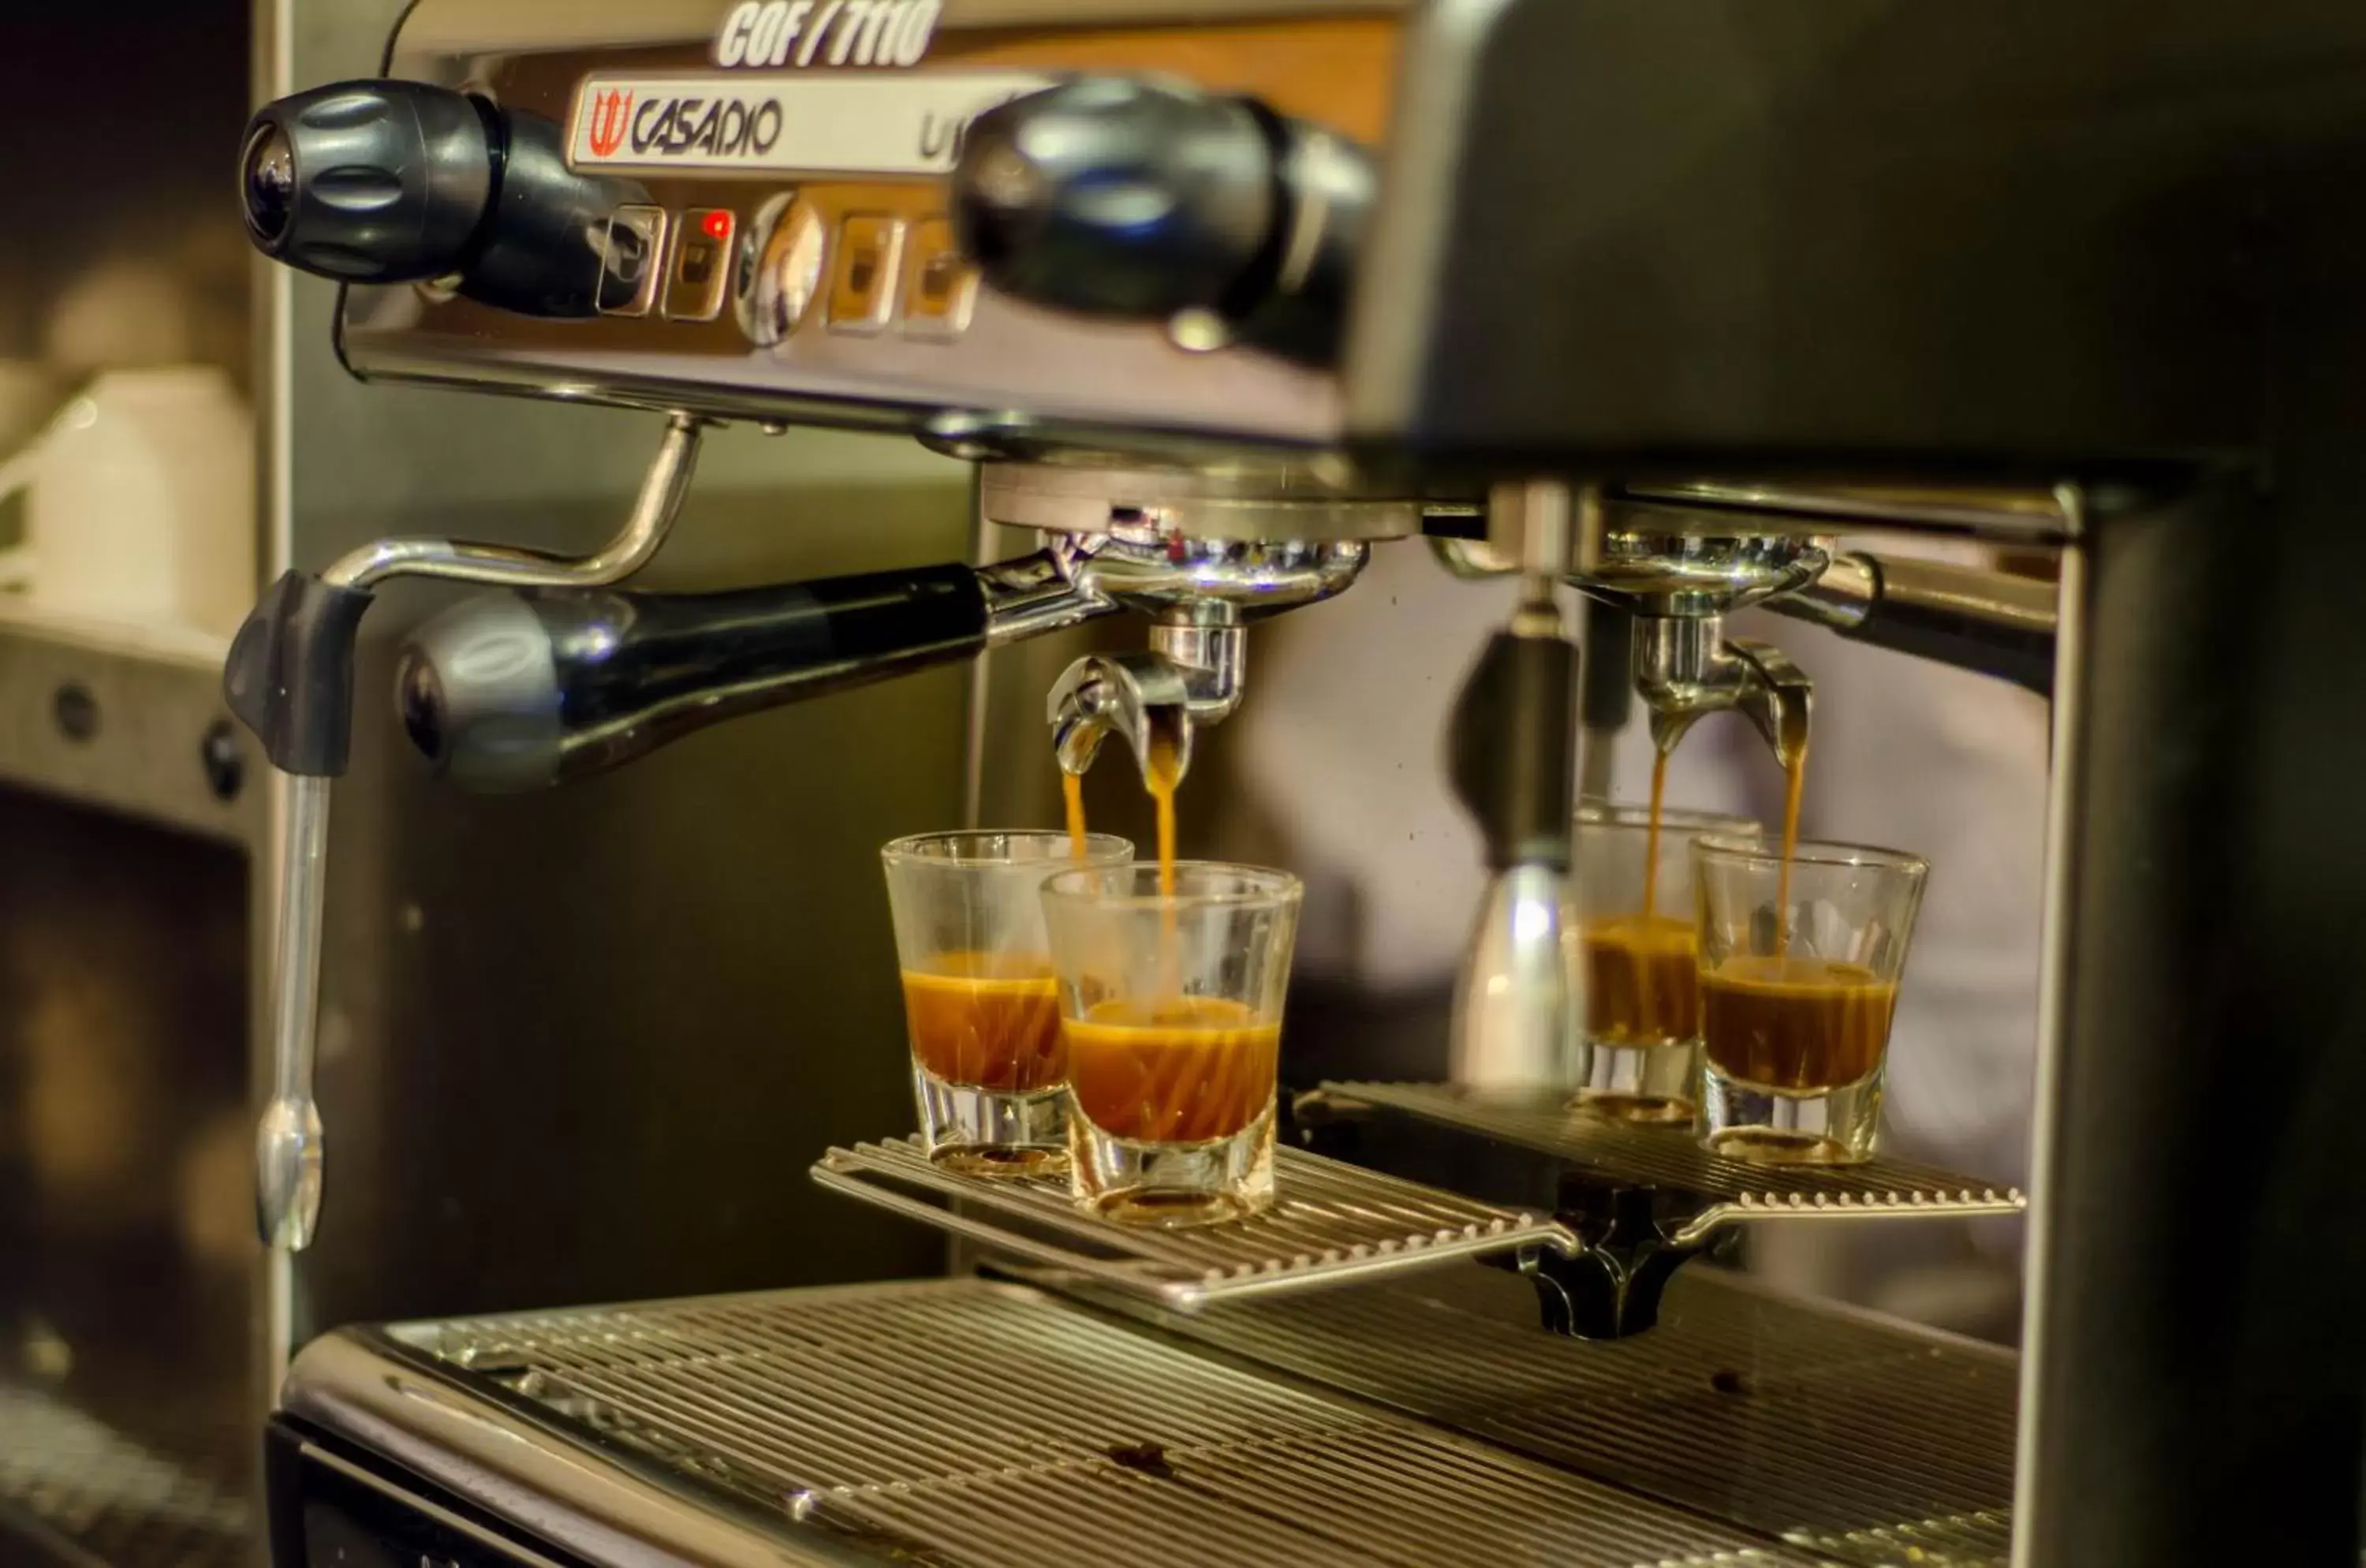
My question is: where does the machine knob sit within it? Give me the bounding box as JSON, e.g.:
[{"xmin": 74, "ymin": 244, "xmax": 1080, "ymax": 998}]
[
  {"xmin": 239, "ymin": 80, "xmax": 498, "ymax": 282},
  {"xmin": 953, "ymin": 77, "xmax": 1374, "ymax": 364},
  {"xmin": 956, "ymin": 78, "xmax": 1275, "ymax": 318}
]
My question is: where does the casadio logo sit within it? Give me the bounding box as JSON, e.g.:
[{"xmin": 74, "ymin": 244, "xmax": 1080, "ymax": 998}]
[
  {"xmin": 625, "ymin": 95, "xmax": 785, "ymax": 159},
  {"xmin": 586, "ymin": 88, "xmax": 633, "ymax": 157}
]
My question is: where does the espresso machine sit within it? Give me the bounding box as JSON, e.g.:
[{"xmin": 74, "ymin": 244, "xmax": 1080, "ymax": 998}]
[{"xmin": 229, "ymin": 2, "xmax": 2365, "ymax": 1565}]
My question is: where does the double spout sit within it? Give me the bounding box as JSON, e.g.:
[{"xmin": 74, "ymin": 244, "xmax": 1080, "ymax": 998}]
[
  {"xmin": 1631, "ymin": 613, "xmax": 1812, "ymax": 767},
  {"xmin": 1040, "ymin": 532, "xmax": 1366, "ymax": 786},
  {"xmin": 1050, "ymin": 618, "xmax": 1245, "ymax": 788}
]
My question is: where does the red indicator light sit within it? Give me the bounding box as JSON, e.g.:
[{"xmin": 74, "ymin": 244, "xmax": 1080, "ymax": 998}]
[{"xmin": 701, "ymin": 210, "xmax": 733, "ymax": 243}]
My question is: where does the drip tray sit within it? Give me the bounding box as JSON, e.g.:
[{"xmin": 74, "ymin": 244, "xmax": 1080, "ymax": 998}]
[
  {"xmin": 1117, "ymin": 1271, "xmax": 2019, "ymax": 1568},
  {"xmin": 0, "ymin": 1382, "xmax": 249, "ymax": 1568},
  {"xmin": 1316, "ymin": 1082, "xmax": 2026, "ymax": 1244},
  {"xmin": 812, "ymin": 1137, "xmax": 1577, "ymax": 1310},
  {"xmin": 291, "ymin": 1279, "xmax": 1824, "ymax": 1568}
]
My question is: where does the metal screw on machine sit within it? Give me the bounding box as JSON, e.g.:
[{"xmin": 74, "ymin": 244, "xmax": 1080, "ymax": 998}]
[
  {"xmin": 222, "ymin": 413, "xmax": 703, "ymax": 1251},
  {"xmin": 51, "ymin": 681, "xmax": 98, "ymax": 742},
  {"xmin": 199, "ymin": 719, "xmax": 243, "ymax": 802}
]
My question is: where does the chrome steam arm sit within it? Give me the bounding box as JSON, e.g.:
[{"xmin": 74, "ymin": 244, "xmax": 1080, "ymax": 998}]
[{"xmin": 223, "ymin": 413, "xmax": 704, "ymax": 1253}]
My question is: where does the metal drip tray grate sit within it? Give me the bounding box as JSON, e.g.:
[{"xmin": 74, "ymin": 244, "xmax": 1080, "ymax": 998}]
[
  {"xmin": 811, "ymin": 1136, "xmax": 1577, "ymax": 1309},
  {"xmin": 348, "ymin": 1279, "xmax": 1822, "ymax": 1568},
  {"xmin": 1322, "ymin": 1082, "xmax": 2025, "ymax": 1244},
  {"xmin": 0, "ymin": 1382, "xmax": 248, "ymax": 1567},
  {"xmin": 1134, "ymin": 1271, "xmax": 2017, "ymax": 1568}
]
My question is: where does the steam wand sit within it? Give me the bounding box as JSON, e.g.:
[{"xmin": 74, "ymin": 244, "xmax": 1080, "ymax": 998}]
[
  {"xmin": 1446, "ymin": 482, "xmax": 1585, "ymax": 1087},
  {"xmin": 223, "ymin": 413, "xmax": 703, "ymax": 1250}
]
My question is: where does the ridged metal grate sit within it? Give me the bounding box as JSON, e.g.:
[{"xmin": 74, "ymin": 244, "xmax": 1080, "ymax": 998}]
[
  {"xmin": 0, "ymin": 1382, "xmax": 248, "ymax": 1568},
  {"xmin": 1322, "ymin": 1082, "xmax": 2025, "ymax": 1244},
  {"xmin": 812, "ymin": 1137, "xmax": 1577, "ymax": 1308},
  {"xmin": 397, "ymin": 1279, "xmax": 1823, "ymax": 1568},
  {"xmin": 1134, "ymin": 1271, "xmax": 2017, "ymax": 1568}
]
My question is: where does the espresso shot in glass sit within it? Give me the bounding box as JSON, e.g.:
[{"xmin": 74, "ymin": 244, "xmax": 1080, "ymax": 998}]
[
  {"xmin": 1692, "ymin": 836, "xmax": 1928, "ymax": 1163},
  {"xmin": 1040, "ymin": 862, "xmax": 1301, "ymax": 1227},
  {"xmin": 1572, "ymin": 801, "xmax": 1763, "ymax": 1123},
  {"xmin": 882, "ymin": 831, "xmax": 1132, "ymax": 1177}
]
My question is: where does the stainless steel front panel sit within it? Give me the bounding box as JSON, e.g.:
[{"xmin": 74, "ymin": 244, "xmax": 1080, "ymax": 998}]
[{"xmin": 269, "ymin": 0, "xmax": 983, "ymax": 1357}]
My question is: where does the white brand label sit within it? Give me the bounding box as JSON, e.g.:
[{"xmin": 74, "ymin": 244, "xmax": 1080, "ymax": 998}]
[
  {"xmin": 713, "ymin": 0, "xmax": 942, "ymax": 69},
  {"xmin": 571, "ymin": 72, "xmax": 1051, "ymax": 176}
]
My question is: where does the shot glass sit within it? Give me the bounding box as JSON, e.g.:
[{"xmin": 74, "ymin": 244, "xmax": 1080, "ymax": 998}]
[
  {"xmin": 1040, "ymin": 861, "xmax": 1301, "ymax": 1227},
  {"xmin": 1571, "ymin": 801, "xmax": 1763, "ymax": 1123},
  {"xmin": 1691, "ymin": 835, "xmax": 1928, "ymax": 1164},
  {"xmin": 883, "ymin": 830, "xmax": 1132, "ymax": 1176}
]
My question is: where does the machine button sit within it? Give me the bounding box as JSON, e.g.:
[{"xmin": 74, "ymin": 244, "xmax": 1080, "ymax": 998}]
[
  {"xmin": 900, "ymin": 216, "xmax": 978, "ymax": 340},
  {"xmin": 665, "ymin": 208, "xmax": 735, "ymax": 321},
  {"xmin": 597, "ymin": 205, "xmax": 668, "ymax": 316},
  {"xmin": 827, "ymin": 215, "xmax": 905, "ymax": 333},
  {"xmin": 737, "ymin": 195, "xmax": 828, "ymax": 345}
]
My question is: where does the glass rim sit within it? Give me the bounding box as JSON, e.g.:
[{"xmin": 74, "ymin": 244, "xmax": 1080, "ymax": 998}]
[
  {"xmin": 1577, "ymin": 799, "xmax": 1764, "ymax": 835},
  {"xmin": 1692, "ymin": 833, "xmax": 1929, "ymax": 875},
  {"xmin": 881, "ymin": 828, "xmax": 1133, "ymax": 867},
  {"xmin": 1040, "ymin": 859, "xmax": 1302, "ymax": 910}
]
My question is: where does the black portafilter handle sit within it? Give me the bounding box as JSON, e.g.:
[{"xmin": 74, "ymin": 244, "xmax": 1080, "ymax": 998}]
[
  {"xmin": 953, "ymin": 77, "xmax": 1375, "ymax": 365},
  {"xmin": 240, "ymin": 80, "xmax": 621, "ymax": 318},
  {"xmin": 396, "ymin": 564, "xmax": 990, "ymax": 792}
]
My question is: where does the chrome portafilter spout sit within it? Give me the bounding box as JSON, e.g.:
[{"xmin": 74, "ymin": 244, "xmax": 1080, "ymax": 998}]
[
  {"xmin": 1042, "ymin": 527, "xmax": 1368, "ymax": 789},
  {"xmin": 1562, "ymin": 514, "xmax": 1827, "ymax": 775},
  {"xmin": 1631, "ymin": 611, "xmax": 1814, "ymax": 768},
  {"xmin": 1050, "ymin": 617, "xmax": 1244, "ymax": 788}
]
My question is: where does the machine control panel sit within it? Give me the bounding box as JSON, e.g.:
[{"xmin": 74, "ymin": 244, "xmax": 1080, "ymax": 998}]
[
  {"xmin": 598, "ymin": 199, "xmax": 977, "ymax": 340},
  {"xmin": 295, "ymin": 0, "xmax": 1405, "ymax": 447}
]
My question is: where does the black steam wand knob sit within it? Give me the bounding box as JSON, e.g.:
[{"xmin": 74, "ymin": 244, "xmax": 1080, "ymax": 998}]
[
  {"xmin": 241, "ymin": 80, "xmax": 500, "ymax": 282},
  {"xmin": 953, "ymin": 77, "xmax": 1375, "ymax": 365},
  {"xmin": 241, "ymin": 80, "xmax": 620, "ymax": 318}
]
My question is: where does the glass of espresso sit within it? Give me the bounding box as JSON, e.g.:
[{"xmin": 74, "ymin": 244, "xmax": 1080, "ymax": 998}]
[
  {"xmin": 1572, "ymin": 801, "xmax": 1763, "ymax": 1123},
  {"xmin": 882, "ymin": 830, "xmax": 1133, "ymax": 1176},
  {"xmin": 1039, "ymin": 862, "xmax": 1301, "ymax": 1227},
  {"xmin": 1691, "ymin": 835, "xmax": 1928, "ymax": 1163}
]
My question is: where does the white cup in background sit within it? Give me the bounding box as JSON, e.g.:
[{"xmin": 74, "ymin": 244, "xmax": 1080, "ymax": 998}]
[{"xmin": 0, "ymin": 365, "xmax": 255, "ymax": 638}]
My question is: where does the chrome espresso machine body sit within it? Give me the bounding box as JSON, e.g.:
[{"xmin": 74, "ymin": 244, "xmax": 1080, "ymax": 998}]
[{"xmin": 231, "ymin": 2, "xmax": 2365, "ymax": 1565}]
